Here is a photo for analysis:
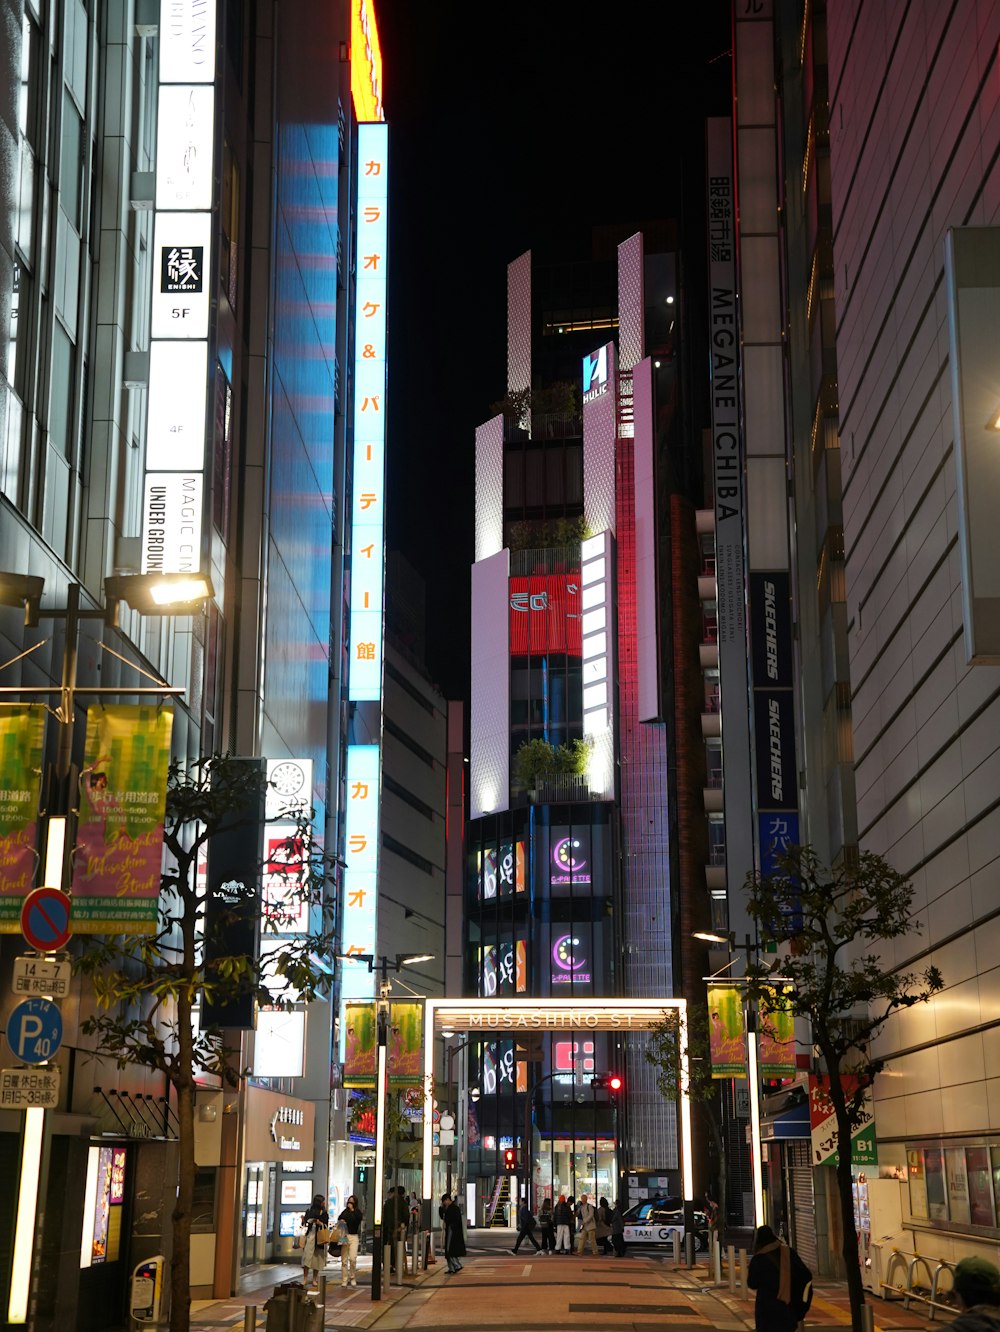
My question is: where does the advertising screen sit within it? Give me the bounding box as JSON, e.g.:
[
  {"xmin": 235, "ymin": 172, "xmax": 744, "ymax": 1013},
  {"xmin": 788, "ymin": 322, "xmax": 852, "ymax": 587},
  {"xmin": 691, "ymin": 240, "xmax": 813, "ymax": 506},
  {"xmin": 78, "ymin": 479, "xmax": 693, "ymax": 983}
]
[
  {"xmin": 279, "ymin": 1211, "xmax": 306, "ymax": 1238},
  {"xmin": 509, "ymin": 574, "xmax": 582, "ymax": 655},
  {"xmin": 480, "ymin": 940, "xmax": 526, "ymax": 997},
  {"xmin": 479, "ymin": 840, "xmax": 525, "ymax": 899},
  {"xmin": 549, "ymin": 830, "xmax": 591, "ymax": 886}
]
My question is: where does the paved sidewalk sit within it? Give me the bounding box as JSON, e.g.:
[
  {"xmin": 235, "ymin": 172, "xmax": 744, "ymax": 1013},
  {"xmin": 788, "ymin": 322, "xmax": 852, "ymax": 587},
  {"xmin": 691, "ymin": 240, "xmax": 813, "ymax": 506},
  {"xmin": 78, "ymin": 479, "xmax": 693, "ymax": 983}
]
[{"xmin": 189, "ymin": 1247, "xmax": 951, "ymax": 1331}]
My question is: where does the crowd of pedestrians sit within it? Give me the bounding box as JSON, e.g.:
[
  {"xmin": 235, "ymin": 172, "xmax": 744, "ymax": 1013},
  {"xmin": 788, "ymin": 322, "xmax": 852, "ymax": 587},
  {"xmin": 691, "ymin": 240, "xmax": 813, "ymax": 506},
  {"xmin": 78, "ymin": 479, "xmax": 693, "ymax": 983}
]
[{"xmin": 512, "ymin": 1194, "xmax": 627, "ymax": 1256}]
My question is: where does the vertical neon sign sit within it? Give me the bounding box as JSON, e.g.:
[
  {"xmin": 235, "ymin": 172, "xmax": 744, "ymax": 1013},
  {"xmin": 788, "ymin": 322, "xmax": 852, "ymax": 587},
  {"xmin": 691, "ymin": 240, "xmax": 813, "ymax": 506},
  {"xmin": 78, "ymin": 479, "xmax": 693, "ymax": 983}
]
[
  {"xmin": 349, "ymin": 123, "xmax": 388, "ymax": 701},
  {"xmin": 340, "ymin": 744, "xmax": 380, "ymax": 1056}
]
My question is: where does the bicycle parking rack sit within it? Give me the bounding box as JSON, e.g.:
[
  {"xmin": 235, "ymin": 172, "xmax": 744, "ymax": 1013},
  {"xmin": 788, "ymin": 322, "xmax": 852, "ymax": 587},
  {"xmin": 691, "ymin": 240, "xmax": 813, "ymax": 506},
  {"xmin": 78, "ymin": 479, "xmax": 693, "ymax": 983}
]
[{"xmin": 880, "ymin": 1247, "xmax": 957, "ymax": 1320}]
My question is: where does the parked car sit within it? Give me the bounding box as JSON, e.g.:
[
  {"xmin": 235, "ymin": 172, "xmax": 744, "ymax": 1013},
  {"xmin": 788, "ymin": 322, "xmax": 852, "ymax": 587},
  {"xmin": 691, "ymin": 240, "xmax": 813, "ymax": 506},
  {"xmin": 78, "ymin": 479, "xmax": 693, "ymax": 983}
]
[{"xmin": 621, "ymin": 1196, "xmax": 710, "ymax": 1251}]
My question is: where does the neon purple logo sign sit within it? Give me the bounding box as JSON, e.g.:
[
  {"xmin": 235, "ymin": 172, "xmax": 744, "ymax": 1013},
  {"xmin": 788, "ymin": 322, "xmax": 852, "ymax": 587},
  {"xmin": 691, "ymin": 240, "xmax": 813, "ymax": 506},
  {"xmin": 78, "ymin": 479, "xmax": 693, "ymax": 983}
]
[
  {"xmin": 551, "ymin": 835, "xmax": 590, "ymax": 885},
  {"xmin": 551, "ymin": 934, "xmax": 591, "ymax": 985}
]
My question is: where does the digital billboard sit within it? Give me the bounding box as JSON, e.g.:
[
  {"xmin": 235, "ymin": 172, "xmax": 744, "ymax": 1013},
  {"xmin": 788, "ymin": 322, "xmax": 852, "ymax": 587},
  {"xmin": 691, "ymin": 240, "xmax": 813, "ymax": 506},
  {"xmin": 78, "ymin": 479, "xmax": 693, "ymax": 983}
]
[
  {"xmin": 509, "ymin": 574, "xmax": 582, "ymax": 655},
  {"xmin": 478, "ymin": 839, "xmax": 525, "ymax": 899}
]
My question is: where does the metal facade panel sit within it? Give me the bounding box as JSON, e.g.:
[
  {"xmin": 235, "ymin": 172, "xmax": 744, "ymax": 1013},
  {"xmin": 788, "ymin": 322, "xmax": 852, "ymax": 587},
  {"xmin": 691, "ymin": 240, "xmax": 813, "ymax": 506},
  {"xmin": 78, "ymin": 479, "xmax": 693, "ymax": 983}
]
[
  {"xmin": 617, "ymin": 232, "xmax": 645, "ymax": 372},
  {"xmin": 475, "ymin": 414, "xmax": 505, "ymax": 562},
  {"xmin": 707, "ymin": 114, "xmax": 755, "ymax": 945},
  {"xmin": 633, "ymin": 358, "xmax": 660, "ymax": 721},
  {"xmin": 469, "ymin": 549, "xmax": 511, "ymax": 820},
  {"xmin": 507, "ymin": 250, "xmax": 532, "ymax": 398},
  {"xmin": 583, "ymin": 340, "xmax": 618, "ymax": 536}
]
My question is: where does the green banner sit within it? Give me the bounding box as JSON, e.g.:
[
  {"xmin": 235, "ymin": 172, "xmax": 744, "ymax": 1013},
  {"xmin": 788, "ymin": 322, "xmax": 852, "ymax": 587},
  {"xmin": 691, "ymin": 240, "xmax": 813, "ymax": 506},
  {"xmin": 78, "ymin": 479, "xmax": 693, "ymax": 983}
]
[
  {"xmin": 71, "ymin": 705, "xmax": 173, "ymax": 934},
  {"xmin": 759, "ymin": 992, "xmax": 796, "ymax": 1076},
  {"xmin": 389, "ymin": 1002, "xmax": 423, "ymax": 1084},
  {"xmin": 0, "ymin": 707, "xmax": 45, "ymax": 931},
  {"xmin": 708, "ymin": 984, "xmax": 746, "ymax": 1078},
  {"xmin": 343, "ymin": 1001, "xmax": 377, "ymax": 1086}
]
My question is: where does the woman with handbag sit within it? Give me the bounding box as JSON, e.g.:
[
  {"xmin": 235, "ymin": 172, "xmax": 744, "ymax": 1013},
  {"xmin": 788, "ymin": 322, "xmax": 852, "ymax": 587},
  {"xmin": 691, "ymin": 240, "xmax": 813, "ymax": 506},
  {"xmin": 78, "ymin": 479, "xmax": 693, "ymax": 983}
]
[
  {"xmin": 337, "ymin": 1195, "xmax": 364, "ymax": 1287},
  {"xmin": 302, "ymin": 1193, "xmax": 331, "ymax": 1291}
]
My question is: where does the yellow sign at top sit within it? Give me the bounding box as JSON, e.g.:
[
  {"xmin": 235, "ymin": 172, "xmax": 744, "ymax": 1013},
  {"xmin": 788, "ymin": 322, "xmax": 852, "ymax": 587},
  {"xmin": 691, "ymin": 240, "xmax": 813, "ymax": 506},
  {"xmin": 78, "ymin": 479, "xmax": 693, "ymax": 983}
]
[{"xmin": 351, "ymin": 0, "xmax": 384, "ymax": 122}]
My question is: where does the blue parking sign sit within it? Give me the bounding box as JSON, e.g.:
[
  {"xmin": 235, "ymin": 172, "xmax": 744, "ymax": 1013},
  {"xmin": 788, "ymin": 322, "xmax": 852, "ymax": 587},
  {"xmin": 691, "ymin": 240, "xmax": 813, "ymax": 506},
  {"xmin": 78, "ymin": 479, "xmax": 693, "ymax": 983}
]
[{"xmin": 6, "ymin": 998, "xmax": 63, "ymax": 1064}]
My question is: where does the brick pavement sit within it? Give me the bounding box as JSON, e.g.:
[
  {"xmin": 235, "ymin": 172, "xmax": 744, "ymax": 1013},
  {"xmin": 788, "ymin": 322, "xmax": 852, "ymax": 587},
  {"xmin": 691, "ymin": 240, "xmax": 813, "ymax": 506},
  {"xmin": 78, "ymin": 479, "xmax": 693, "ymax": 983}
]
[{"xmin": 189, "ymin": 1249, "xmax": 952, "ymax": 1331}]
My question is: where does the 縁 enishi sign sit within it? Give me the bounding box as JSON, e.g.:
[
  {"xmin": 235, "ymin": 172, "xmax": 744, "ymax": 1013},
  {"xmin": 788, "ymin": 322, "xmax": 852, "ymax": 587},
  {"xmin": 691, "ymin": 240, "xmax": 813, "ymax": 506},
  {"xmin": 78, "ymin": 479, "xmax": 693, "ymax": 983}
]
[{"xmin": 421, "ymin": 998, "xmax": 695, "ymax": 1202}]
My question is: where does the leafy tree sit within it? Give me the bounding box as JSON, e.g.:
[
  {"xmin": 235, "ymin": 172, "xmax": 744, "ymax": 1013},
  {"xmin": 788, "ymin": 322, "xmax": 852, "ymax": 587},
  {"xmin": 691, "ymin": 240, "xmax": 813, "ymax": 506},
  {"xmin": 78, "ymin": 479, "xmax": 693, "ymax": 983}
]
[
  {"xmin": 77, "ymin": 755, "xmax": 336, "ymax": 1332},
  {"xmin": 746, "ymin": 845, "xmax": 943, "ymax": 1332},
  {"xmin": 512, "ymin": 737, "xmax": 591, "ymax": 789},
  {"xmin": 645, "ymin": 1007, "xmax": 727, "ymax": 1230}
]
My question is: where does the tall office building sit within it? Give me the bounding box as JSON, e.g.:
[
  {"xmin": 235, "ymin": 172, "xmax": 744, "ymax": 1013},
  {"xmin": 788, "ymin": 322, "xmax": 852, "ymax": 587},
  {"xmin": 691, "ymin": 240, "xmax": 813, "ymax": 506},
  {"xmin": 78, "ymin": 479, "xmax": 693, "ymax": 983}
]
[
  {"xmin": 0, "ymin": 0, "xmax": 402, "ymax": 1323},
  {"xmin": 465, "ymin": 231, "xmax": 713, "ymax": 1216},
  {"xmin": 714, "ymin": 0, "xmax": 1000, "ymax": 1278}
]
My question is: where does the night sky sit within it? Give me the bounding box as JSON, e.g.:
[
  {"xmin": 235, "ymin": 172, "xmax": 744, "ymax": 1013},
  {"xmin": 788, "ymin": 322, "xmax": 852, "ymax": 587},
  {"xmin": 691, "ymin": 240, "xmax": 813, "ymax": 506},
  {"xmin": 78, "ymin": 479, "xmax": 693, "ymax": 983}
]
[{"xmin": 378, "ymin": 2, "xmax": 732, "ymax": 702}]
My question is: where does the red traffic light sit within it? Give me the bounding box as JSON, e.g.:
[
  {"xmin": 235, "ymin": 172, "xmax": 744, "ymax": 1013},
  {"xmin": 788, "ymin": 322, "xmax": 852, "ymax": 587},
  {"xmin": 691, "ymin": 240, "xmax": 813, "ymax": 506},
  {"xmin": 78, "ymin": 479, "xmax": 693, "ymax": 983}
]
[
  {"xmin": 608, "ymin": 1074, "xmax": 623, "ymax": 1093},
  {"xmin": 503, "ymin": 1148, "xmax": 516, "ymax": 1170}
]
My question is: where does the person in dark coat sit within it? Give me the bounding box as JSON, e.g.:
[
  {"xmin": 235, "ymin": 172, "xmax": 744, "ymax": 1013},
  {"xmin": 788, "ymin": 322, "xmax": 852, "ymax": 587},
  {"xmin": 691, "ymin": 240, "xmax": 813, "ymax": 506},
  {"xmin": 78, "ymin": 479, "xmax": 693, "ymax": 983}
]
[
  {"xmin": 554, "ymin": 1194, "xmax": 573, "ymax": 1253},
  {"xmin": 610, "ymin": 1199, "xmax": 626, "ymax": 1258},
  {"xmin": 301, "ymin": 1193, "xmax": 329, "ymax": 1291},
  {"xmin": 441, "ymin": 1193, "xmax": 466, "ymax": 1273},
  {"xmin": 746, "ymin": 1224, "xmax": 812, "ymax": 1332},
  {"xmin": 950, "ymin": 1257, "xmax": 1000, "ymax": 1331},
  {"xmin": 512, "ymin": 1198, "xmax": 541, "ymax": 1253}
]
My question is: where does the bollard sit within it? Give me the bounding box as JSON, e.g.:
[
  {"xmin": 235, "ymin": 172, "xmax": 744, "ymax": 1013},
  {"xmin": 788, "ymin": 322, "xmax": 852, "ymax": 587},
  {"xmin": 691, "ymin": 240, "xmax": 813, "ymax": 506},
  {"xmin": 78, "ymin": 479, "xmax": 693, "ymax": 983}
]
[
  {"xmin": 672, "ymin": 1230, "xmax": 681, "ymax": 1264},
  {"xmin": 860, "ymin": 1306, "xmax": 875, "ymax": 1332},
  {"xmin": 396, "ymin": 1237, "xmax": 405, "ymax": 1282},
  {"xmin": 318, "ymin": 1274, "xmax": 326, "ymax": 1308},
  {"xmin": 243, "ymin": 1307, "xmax": 256, "ymax": 1332},
  {"xmin": 728, "ymin": 1244, "xmax": 736, "ymax": 1293},
  {"xmin": 713, "ymin": 1237, "xmax": 722, "ymax": 1285},
  {"xmin": 739, "ymin": 1247, "xmax": 749, "ymax": 1301},
  {"xmin": 685, "ymin": 1233, "xmax": 694, "ymax": 1268}
]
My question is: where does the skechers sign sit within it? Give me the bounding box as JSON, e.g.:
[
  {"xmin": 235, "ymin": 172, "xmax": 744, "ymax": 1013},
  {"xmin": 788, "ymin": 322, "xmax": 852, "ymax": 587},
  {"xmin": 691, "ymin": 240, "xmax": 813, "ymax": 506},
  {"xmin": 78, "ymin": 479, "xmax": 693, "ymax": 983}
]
[{"xmin": 582, "ymin": 347, "xmax": 609, "ymax": 404}]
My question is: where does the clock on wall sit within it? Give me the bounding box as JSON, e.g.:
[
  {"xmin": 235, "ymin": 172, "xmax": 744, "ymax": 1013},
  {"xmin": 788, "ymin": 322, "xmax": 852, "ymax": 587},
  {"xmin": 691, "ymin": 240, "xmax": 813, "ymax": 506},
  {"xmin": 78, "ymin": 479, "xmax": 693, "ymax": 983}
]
[{"xmin": 270, "ymin": 761, "xmax": 307, "ymax": 798}]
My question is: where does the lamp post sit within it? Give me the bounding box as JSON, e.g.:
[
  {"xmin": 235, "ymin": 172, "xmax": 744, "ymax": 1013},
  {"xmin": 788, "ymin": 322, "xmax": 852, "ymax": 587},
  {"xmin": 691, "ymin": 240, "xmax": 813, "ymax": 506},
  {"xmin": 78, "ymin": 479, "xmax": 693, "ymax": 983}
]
[
  {"xmin": 336, "ymin": 952, "xmax": 434, "ymax": 1302},
  {"xmin": 695, "ymin": 929, "xmax": 793, "ymax": 1231},
  {"xmin": 0, "ymin": 572, "xmax": 212, "ymax": 1327}
]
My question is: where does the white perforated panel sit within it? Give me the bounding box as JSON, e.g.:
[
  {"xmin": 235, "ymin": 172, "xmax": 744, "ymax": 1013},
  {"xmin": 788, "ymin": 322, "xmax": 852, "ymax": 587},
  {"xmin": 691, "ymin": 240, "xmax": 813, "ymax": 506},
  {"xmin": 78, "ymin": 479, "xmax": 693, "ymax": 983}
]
[
  {"xmin": 583, "ymin": 341, "xmax": 617, "ymax": 536},
  {"xmin": 470, "ymin": 549, "xmax": 510, "ymax": 820},
  {"xmin": 617, "ymin": 232, "xmax": 645, "ymax": 372},
  {"xmin": 507, "ymin": 251, "xmax": 532, "ymax": 400},
  {"xmin": 475, "ymin": 415, "xmax": 505, "ymax": 562}
]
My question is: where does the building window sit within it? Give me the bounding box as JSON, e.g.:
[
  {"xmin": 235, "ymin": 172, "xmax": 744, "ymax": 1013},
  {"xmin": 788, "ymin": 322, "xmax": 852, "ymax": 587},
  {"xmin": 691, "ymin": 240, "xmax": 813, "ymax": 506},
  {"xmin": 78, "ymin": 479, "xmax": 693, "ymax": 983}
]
[
  {"xmin": 60, "ymin": 91, "xmax": 84, "ymax": 231},
  {"xmin": 49, "ymin": 322, "xmax": 75, "ymax": 458}
]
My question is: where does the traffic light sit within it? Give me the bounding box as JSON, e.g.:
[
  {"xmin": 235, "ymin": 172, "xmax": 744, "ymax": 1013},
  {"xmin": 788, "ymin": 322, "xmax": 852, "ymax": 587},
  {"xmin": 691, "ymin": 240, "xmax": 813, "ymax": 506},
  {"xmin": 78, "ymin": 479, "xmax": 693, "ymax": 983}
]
[
  {"xmin": 591, "ymin": 1072, "xmax": 624, "ymax": 1093},
  {"xmin": 503, "ymin": 1147, "xmax": 517, "ymax": 1173}
]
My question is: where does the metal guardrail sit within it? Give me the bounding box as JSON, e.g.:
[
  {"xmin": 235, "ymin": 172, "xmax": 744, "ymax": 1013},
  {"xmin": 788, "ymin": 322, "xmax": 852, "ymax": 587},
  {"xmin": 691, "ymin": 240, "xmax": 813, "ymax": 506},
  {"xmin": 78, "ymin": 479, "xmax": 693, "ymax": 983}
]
[{"xmin": 879, "ymin": 1247, "xmax": 957, "ymax": 1320}]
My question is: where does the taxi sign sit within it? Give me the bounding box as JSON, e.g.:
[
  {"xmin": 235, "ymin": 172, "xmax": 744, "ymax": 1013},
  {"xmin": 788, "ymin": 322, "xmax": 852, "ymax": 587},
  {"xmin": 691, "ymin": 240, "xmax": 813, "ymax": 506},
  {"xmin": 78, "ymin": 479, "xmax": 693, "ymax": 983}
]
[
  {"xmin": 6, "ymin": 998, "xmax": 63, "ymax": 1064},
  {"xmin": 12, "ymin": 955, "xmax": 71, "ymax": 999},
  {"xmin": 0, "ymin": 1066, "xmax": 61, "ymax": 1109}
]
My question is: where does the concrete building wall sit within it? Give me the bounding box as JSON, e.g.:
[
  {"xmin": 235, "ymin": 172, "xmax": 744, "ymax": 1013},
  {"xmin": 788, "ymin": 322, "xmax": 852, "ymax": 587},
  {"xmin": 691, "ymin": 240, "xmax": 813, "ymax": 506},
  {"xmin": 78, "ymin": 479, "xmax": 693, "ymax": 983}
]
[{"xmin": 828, "ymin": 0, "xmax": 1000, "ymax": 1251}]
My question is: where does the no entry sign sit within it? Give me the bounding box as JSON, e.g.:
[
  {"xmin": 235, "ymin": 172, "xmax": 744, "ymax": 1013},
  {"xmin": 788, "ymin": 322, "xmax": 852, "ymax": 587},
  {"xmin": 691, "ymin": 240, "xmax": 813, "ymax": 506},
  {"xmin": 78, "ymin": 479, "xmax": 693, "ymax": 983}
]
[{"xmin": 20, "ymin": 887, "xmax": 73, "ymax": 952}]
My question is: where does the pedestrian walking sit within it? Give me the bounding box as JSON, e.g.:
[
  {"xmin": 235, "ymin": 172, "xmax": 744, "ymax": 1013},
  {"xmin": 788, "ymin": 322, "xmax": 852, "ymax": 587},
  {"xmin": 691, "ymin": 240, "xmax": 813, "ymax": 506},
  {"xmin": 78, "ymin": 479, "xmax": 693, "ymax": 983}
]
[
  {"xmin": 577, "ymin": 1193, "xmax": 599, "ymax": 1256},
  {"xmin": 441, "ymin": 1193, "xmax": 466, "ymax": 1273},
  {"xmin": 747, "ymin": 1224, "xmax": 813, "ymax": 1332},
  {"xmin": 949, "ymin": 1257, "xmax": 1000, "ymax": 1330},
  {"xmin": 610, "ymin": 1199, "xmax": 626, "ymax": 1257},
  {"xmin": 512, "ymin": 1198, "xmax": 541, "ymax": 1253},
  {"xmin": 301, "ymin": 1193, "xmax": 330, "ymax": 1291},
  {"xmin": 538, "ymin": 1197, "xmax": 555, "ymax": 1254},
  {"xmin": 596, "ymin": 1197, "xmax": 612, "ymax": 1254},
  {"xmin": 554, "ymin": 1194, "xmax": 573, "ymax": 1253},
  {"xmin": 336, "ymin": 1195, "xmax": 363, "ymax": 1287}
]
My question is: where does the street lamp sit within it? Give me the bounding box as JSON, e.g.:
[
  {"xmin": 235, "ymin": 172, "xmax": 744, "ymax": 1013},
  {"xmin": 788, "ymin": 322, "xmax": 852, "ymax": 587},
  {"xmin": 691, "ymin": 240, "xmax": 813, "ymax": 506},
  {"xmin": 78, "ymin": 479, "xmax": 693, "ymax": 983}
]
[
  {"xmin": 335, "ymin": 952, "xmax": 435, "ymax": 1302},
  {"xmin": 0, "ymin": 572, "xmax": 212, "ymax": 1326}
]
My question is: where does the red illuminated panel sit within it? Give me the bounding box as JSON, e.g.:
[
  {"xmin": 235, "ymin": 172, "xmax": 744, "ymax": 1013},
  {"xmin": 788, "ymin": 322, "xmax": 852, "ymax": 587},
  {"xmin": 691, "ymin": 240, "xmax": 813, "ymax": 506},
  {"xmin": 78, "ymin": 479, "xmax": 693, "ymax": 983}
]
[{"xmin": 509, "ymin": 574, "xmax": 582, "ymax": 655}]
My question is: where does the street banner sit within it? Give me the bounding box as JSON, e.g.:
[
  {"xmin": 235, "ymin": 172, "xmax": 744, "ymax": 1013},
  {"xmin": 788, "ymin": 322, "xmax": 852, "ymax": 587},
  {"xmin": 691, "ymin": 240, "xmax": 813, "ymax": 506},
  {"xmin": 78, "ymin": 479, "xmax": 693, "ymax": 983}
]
[
  {"xmin": 389, "ymin": 1001, "xmax": 423, "ymax": 1084},
  {"xmin": 708, "ymin": 984, "xmax": 746, "ymax": 1078},
  {"xmin": 0, "ymin": 707, "xmax": 45, "ymax": 931},
  {"xmin": 809, "ymin": 1073, "xmax": 877, "ymax": 1166},
  {"xmin": 71, "ymin": 706, "xmax": 173, "ymax": 934},
  {"xmin": 343, "ymin": 1001, "xmax": 377, "ymax": 1086},
  {"xmin": 344, "ymin": 1000, "xmax": 424, "ymax": 1086},
  {"xmin": 758, "ymin": 992, "xmax": 796, "ymax": 1076}
]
